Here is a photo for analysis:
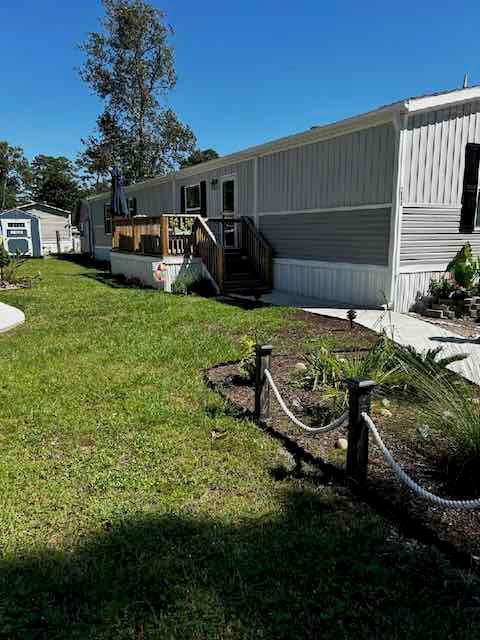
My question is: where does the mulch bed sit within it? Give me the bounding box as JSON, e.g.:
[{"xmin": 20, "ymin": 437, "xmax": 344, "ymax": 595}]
[{"xmin": 205, "ymin": 341, "xmax": 480, "ymax": 567}]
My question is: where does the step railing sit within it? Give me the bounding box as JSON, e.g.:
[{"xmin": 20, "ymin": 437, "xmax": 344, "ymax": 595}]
[
  {"xmin": 241, "ymin": 216, "xmax": 273, "ymax": 289},
  {"xmin": 192, "ymin": 217, "xmax": 224, "ymax": 291}
]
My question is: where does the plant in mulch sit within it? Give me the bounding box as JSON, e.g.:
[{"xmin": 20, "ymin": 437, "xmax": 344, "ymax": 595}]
[
  {"xmin": 394, "ymin": 345, "xmax": 468, "ymax": 387},
  {"xmin": 300, "ymin": 336, "xmax": 405, "ymax": 408},
  {"xmin": 428, "ymin": 276, "xmax": 455, "ymax": 302},
  {"xmin": 397, "ymin": 348, "xmax": 480, "ymax": 493},
  {"xmin": 237, "ymin": 335, "xmax": 257, "ymax": 382},
  {"xmin": 446, "ymin": 242, "xmax": 480, "ymax": 291}
]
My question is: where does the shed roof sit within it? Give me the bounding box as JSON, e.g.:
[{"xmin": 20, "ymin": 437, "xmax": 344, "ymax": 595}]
[{"xmin": 0, "ymin": 209, "xmax": 40, "ymax": 220}]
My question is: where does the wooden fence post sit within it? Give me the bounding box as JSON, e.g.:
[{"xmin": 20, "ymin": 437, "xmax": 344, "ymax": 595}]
[
  {"xmin": 346, "ymin": 377, "xmax": 376, "ymax": 483},
  {"xmin": 254, "ymin": 344, "xmax": 272, "ymax": 425},
  {"xmin": 161, "ymin": 216, "xmax": 169, "ymax": 256}
]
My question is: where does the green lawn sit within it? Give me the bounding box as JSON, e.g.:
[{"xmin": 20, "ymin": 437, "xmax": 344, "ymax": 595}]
[{"xmin": 0, "ymin": 257, "xmax": 479, "ymax": 639}]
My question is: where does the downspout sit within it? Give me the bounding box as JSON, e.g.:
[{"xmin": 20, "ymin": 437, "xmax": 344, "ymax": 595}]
[{"xmin": 387, "ymin": 109, "xmax": 408, "ymax": 309}]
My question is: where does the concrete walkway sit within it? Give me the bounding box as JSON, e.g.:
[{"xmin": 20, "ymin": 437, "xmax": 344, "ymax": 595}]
[
  {"xmin": 0, "ymin": 301, "xmax": 25, "ymax": 333},
  {"xmin": 262, "ymin": 290, "xmax": 480, "ymax": 385}
]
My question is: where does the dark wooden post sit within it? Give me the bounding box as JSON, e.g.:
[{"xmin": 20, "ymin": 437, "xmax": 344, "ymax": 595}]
[
  {"xmin": 346, "ymin": 378, "xmax": 376, "ymax": 483},
  {"xmin": 254, "ymin": 344, "xmax": 272, "ymax": 425}
]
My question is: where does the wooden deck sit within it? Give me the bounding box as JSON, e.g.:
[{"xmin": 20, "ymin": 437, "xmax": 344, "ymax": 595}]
[{"xmin": 112, "ymin": 214, "xmax": 273, "ymax": 296}]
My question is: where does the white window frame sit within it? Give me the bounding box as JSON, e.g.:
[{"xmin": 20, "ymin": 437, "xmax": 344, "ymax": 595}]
[
  {"xmin": 185, "ymin": 183, "xmax": 201, "ymax": 213},
  {"xmin": 220, "ymin": 175, "xmax": 237, "ymax": 216}
]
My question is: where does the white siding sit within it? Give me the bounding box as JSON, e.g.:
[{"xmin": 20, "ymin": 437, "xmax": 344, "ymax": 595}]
[
  {"xmin": 403, "ymin": 100, "xmax": 480, "ymax": 206},
  {"xmin": 274, "ymin": 258, "xmax": 389, "ymax": 307}
]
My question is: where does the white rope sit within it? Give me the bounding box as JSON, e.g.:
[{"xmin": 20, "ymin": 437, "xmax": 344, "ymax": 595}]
[
  {"xmin": 264, "ymin": 369, "xmax": 348, "ymax": 433},
  {"xmin": 362, "ymin": 412, "xmax": 480, "ymax": 510}
]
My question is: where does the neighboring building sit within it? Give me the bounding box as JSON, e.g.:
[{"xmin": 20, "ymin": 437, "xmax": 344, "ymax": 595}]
[
  {"xmin": 0, "ymin": 209, "xmax": 43, "ymax": 257},
  {"xmin": 0, "ymin": 202, "xmax": 79, "ymax": 257},
  {"xmin": 17, "ymin": 202, "xmax": 77, "ymax": 255},
  {"xmin": 79, "ymin": 85, "xmax": 480, "ymax": 311}
]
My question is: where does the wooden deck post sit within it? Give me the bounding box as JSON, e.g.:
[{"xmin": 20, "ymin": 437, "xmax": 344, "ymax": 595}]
[
  {"xmin": 161, "ymin": 216, "xmax": 169, "ymax": 256},
  {"xmin": 346, "ymin": 378, "xmax": 376, "ymax": 483},
  {"xmin": 254, "ymin": 344, "xmax": 273, "ymax": 425}
]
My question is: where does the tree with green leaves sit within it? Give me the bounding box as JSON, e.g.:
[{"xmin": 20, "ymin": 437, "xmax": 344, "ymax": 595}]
[
  {"xmin": 29, "ymin": 155, "xmax": 82, "ymax": 212},
  {"xmin": 0, "ymin": 142, "xmax": 31, "ymax": 210},
  {"xmin": 78, "ymin": 0, "xmax": 196, "ymax": 184},
  {"xmin": 179, "ymin": 148, "xmax": 219, "ymax": 169}
]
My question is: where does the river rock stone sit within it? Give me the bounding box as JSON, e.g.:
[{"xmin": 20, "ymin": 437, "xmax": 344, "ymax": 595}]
[{"xmin": 335, "ymin": 438, "xmax": 348, "ymax": 451}]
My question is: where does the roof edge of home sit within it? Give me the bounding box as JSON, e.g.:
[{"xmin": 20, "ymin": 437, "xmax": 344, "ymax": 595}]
[{"xmin": 85, "ymin": 85, "xmax": 480, "ymax": 202}]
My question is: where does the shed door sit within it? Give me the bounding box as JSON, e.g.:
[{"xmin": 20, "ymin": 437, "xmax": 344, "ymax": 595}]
[{"xmin": 2, "ymin": 220, "xmax": 33, "ymax": 256}]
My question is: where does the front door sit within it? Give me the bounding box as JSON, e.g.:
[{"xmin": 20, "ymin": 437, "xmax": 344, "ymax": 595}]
[{"xmin": 221, "ymin": 177, "xmax": 237, "ymax": 248}]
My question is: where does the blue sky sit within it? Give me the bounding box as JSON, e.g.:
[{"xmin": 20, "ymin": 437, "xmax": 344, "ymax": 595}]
[{"xmin": 1, "ymin": 0, "xmax": 479, "ymax": 162}]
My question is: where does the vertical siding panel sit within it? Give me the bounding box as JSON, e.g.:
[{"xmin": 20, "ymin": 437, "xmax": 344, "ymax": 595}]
[
  {"xmin": 451, "ymin": 103, "xmax": 465, "ymax": 204},
  {"xmin": 409, "ymin": 116, "xmax": 420, "ymax": 202},
  {"xmin": 416, "ymin": 112, "xmax": 428, "ymax": 203},
  {"xmin": 430, "ymin": 110, "xmax": 442, "ymax": 202},
  {"xmin": 443, "ymin": 106, "xmax": 457, "ymax": 205},
  {"xmin": 403, "ymin": 125, "xmax": 413, "ymax": 203},
  {"xmin": 423, "ymin": 111, "xmax": 436, "ymax": 203},
  {"xmin": 438, "ymin": 109, "xmax": 449, "ymax": 204}
]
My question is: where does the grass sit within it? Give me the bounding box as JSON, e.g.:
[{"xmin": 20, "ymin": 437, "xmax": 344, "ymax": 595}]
[{"xmin": 0, "ymin": 257, "xmax": 479, "ymax": 639}]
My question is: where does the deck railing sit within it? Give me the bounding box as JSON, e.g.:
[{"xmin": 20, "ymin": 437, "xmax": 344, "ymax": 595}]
[
  {"xmin": 112, "ymin": 213, "xmax": 272, "ymax": 294},
  {"xmin": 112, "ymin": 215, "xmax": 197, "ymax": 256}
]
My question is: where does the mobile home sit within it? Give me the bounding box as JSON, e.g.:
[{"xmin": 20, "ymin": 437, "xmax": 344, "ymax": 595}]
[{"xmin": 79, "ymin": 85, "xmax": 480, "ymax": 311}]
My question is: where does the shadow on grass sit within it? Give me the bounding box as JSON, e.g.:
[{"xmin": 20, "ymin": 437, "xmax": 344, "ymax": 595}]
[
  {"xmin": 1, "ymin": 489, "xmax": 479, "ymax": 640},
  {"xmin": 53, "ymin": 253, "xmax": 111, "ymax": 271}
]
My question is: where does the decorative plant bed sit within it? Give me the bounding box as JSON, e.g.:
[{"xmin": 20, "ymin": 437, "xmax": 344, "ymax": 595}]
[{"xmin": 205, "ymin": 353, "xmax": 480, "ymax": 566}]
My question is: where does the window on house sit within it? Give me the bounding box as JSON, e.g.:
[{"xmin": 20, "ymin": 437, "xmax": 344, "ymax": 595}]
[
  {"xmin": 128, "ymin": 198, "xmax": 137, "ymax": 217},
  {"xmin": 461, "ymin": 143, "xmax": 480, "ymax": 232},
  {"xmin": 104, "ymin": 204, "xmax": 112, "ymax": 234},
  {"xmin": 222, "ymin": 179, "xmax": 235, "ymax": 214},
  {"xmin": 185, "ymin": 184, "xmax": 201, "ymax": 212}
]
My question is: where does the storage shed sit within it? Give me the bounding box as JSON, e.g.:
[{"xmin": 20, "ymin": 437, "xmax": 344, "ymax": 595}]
[{"xmin": 0, "ymin": 209, "xmax": 42, "ymax": 257}]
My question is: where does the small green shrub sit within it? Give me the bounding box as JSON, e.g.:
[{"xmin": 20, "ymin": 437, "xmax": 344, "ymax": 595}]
[
  {"xmin": 0, "ymin": 244, "xmax": 38, "ymax": 287},
  {"xmin": 428, "ymin": 276, "xmax": 454, "ymax": 301},
  {"xmin": 446, "ymin": 242, "xmax": 480, "ymax": 290},
  {"xmin": 394, "ymin": 345, "xmax": 468, "ymax": 390},
  {"xmin": 238, "ymin": 335, "xmax": 256, "ymax": 382},
  {"xmin": 172, "ymin": 273, "xmax": 217, "ymax": 297},
  {"xmin": 301, "ymin": 336, "xmax": 404, "ymax": 408}
]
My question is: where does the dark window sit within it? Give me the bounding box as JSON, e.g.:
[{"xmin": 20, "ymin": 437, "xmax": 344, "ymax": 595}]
[
  {"xmin": 8, "ymin": 222, "xmax": 26, "ymax": 228},
  {"xmin": 185, "ymin": 185, "xmax": 201, "ymax": 211},
  {"xmin": 460, "ymin": 143, "xmax": 480, "ymax": 232},
  {"xmin": 104, "ymin": 204, "xmax": 112, "ymax": 234},
  {"xmin": 128, "ymin": 198, "xmax": 137, "ymax": 216},
  {"xmin": 222, "ymin": 179, "xmax": 235, "ymax": 213}
]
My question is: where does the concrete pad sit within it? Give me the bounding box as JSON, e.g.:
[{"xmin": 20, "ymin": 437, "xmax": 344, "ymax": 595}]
[
  {"xmin": 0, "ymin": 301, "xmax": 25, "ymax": 333},
  {"xmin": 261, "ymin": 290, "xmax": 480, "ymax": 386}
]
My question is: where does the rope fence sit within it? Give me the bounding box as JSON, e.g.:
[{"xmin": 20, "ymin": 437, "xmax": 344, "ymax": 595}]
[
  {"xmin": 265, "ymin": 369, "xmax": 348, "ymax": 433},
  {"xmin": 362, "ymin": 412, "xmax": 480, "ymax": 510},
  {"xmin": 254, "ymin": 344, "xmax": 480, "ymax": 511}
]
